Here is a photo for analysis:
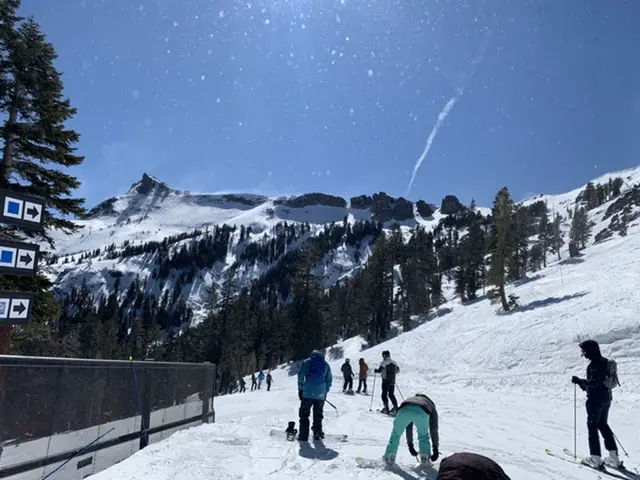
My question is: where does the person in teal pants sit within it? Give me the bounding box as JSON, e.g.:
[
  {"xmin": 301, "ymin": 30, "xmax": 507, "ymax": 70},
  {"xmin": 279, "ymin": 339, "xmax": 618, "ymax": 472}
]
[{"xmin": 383, "ymin": 394, "xmax": 440, "ymax": 467}]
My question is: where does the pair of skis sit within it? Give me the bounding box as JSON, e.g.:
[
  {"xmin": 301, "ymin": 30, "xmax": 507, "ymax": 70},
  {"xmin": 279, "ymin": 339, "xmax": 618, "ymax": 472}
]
[
  {"xmin": 545, "ymin": 448, "xmax": 639, "ymax": 479},
  {"xmin": 355, "ymin": 455, "xmax": 441, "ymax": 476},
  {"xmin": 269, "ymin": 429, "xmax": 348, "ymax": 443}
]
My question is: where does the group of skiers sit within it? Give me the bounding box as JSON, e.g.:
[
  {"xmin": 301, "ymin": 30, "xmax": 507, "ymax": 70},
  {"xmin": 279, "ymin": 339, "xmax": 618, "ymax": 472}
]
[
  {"xmin": 237, "ymin": 370, "xmax": 273, "ymax": 393},
  {"xmin": 339, "ymin": 357, "xmax": 370, "ymax": 394},
  {"xmin": 294, "ymin": 338, "xmax": 623, "ymax": 479}
]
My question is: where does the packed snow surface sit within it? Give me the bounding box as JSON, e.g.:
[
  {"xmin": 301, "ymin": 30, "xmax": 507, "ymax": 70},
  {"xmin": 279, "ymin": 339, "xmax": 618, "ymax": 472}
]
[{"xmin": 91, "ymin": 203, "xmax": 640, "ymax": 479}]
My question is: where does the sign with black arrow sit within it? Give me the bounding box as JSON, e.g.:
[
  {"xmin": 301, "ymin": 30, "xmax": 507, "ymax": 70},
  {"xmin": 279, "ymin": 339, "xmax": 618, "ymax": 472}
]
[
  {"xmin": 0, "ymin": 188, "xmax": 45, "ymax": 231},
  {"xmin": 0, "ymin": 239, "xmax": 40, "ymax": 276},
  {"xmin": 0, "ymin": 292, "xmax": 34, "ymax": 325}
]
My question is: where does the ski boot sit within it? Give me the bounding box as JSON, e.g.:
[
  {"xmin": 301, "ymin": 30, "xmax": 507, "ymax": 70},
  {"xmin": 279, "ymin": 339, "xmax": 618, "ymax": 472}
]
[
  {"xmin": 312, "ymin": 429, "xmax": 325, "ymax": 441},
  {"xmin": 382, "ymin": 453, "xmax": 396, "ymax": 466},
  {"xmin": 285, "ymin": 421, "xmax": 297, "ymax": 441},
  {"xmin": 604, "ymin": 451, "xmax": 622, "ymax": 469},
  {"xmin": 380, "ymin": 406, "xmax": 390, "ymax": 414},
  {"xmin": 581, "ymin": 455, "xmax": 604, "ymax": 470}
]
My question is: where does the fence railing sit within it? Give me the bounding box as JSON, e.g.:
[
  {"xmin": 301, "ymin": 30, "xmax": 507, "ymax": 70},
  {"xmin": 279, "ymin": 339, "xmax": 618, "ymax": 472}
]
[{"xmin": 0, "ymin": 355, "xmax": 216, "ymax": 480}]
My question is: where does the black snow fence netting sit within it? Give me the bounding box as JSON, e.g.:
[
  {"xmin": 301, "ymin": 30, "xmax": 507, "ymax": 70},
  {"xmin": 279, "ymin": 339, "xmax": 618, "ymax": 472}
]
[{"xmin": 0, "ymin": 355, "xmax": 215, "ymax": 479}]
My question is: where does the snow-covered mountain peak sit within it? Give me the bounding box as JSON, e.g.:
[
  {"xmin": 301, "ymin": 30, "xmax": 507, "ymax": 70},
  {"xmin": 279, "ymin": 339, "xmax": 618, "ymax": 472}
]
[{"xmin": 127, "ymin": 173, "xmax": 173, "ymax": 196}]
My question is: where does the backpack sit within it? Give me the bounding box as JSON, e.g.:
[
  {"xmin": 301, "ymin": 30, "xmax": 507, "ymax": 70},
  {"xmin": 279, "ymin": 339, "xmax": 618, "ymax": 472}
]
[
  {"xmin": 603, "ymin": 359, "xmax": 620, "ymax": 389},
  {"xmin": 306, "ymin": 356, "xmax": 326, "ymax": 383}
]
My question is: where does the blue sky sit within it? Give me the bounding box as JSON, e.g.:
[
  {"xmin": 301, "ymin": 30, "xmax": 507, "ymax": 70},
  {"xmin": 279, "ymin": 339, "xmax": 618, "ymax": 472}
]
[{"xmin": 20, "ymin": 0, "xmax": 640, "ymax": 209}]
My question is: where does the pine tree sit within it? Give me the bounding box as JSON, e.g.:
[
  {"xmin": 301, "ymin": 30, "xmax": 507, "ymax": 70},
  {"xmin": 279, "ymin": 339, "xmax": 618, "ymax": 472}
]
[
  {"xmin": 538, "ymin": 209, "xmax": 550, "ymax": 267},
  {"xmin": 507, "ymin": 206, "xmax": 530, "ymax": 281},
  {"xmin": 569, "ymin": 206, "xmax": 592, "ymax": 251},
  {"xmin": 611, "ymin": 177, "xmax": 623, "ymax": 197},
  {"xmin": 550, "ymin": 213, "xmax": 564, "ymax": 260},
  {"xmin": 583, "ymin": 182, "xmax": 598, "ymax": 210},
  {"xmin": 0, "ymin": 3, "xmax": 85, "ymax": 354},
  {"xmin": 289, "ymin": 248, "xmax": 324, "ymax": 360},
  {"xmin": 489, "ymin": 187, "xmax": 514, "ymax": 312}
]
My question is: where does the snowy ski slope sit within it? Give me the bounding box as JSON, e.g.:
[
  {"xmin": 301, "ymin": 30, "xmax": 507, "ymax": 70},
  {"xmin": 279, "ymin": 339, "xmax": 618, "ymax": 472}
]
[{"xmin": 90, "ymin": 189, "xmax": 640, "ymax": 479}]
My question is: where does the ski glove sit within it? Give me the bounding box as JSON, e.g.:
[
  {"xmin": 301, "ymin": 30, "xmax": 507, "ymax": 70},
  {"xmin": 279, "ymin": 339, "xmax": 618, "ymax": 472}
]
[
  {"xmin": 408, "ymin": 443, "xmax": 418, "ymax": 457},
  {"xmin": 430, "ymin": 447, "xmax": 439, "ymax": 462},
  {"xmin": 298, "ymin": 390, "xmax": 303, "ymax": 401},
  {"xmin": 571, "ymin": 376, "xmax": 586, "ymax": 388}
]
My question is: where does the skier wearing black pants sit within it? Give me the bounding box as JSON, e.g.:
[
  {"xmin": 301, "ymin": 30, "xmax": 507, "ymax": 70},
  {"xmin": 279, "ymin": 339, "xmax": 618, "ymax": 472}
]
[
  {"xmin": 297, "ymin": 350, "xmax": 333, "ymax": 441},
  {"xmin": 341, "ymin": 359, "xmax": 354, "ymax": 392},
  {"xmin": 374, "ymin": 350, "xmax": 399, "ymax": 414},
  {"xmin": 571, "ymin": 339, "xmax": 621, "ymax": 469}
]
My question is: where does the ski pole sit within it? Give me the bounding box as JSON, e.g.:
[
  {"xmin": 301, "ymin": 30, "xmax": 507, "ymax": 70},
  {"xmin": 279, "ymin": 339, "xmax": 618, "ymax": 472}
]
[
  {"xmin": 396, "ymin": 382, "xmax": 405, "ymax": 402},
  {"xmin": 573, "ymin": 383, "xmax": 577, "ymax": 461},
  {"xmin": 369, "ymin": 373, "xmax": 377, "ymax": 412},
  {"xmin": 325, "ymin": 399, "xmax": 338, "ymax": 417},
  {"xmin": 613, "ymin": 431, "xmax": 629, "ymax": 457}
]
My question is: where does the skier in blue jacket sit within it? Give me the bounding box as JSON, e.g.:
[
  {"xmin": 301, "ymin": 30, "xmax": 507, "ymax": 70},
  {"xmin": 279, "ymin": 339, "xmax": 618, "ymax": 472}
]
[{"xmin": 297, "ymin": 350, "xmax": 333, "ymax": 441}]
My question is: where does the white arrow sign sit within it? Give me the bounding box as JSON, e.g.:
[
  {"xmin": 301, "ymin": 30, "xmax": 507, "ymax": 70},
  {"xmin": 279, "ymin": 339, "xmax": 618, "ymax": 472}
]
[
  {"xmin": 9, "ymin": 298, "xmax": 30, "ymax": 320},
  {"xmin": 0, "ymin": 292, "xmax": 34, "ymax": 324},
  {"xmin": 16, "ymin": 248, "xmax": 37, "ymax": 270}
]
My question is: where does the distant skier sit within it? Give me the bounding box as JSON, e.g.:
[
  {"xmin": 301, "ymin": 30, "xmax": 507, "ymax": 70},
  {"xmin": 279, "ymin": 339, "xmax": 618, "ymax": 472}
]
[
  {"xmin": 258, "ymin": 370, "xmax": 265, "ymax": 389},
  {"xmin": 436, "ymin": 452, "xmax": 511, "ymax": 480},
  {"xmin": 239, "ymin": 377, "xmax": 246, "ymax": 393},
  {"xmin": 571, "ymin": 339, "xmax": 621, "ymax": 469},
  {"xmin": 266, "ymin": 371, "xmax": 273, "ymax": 391},
  {"xmin": 374, "ymin": 350, "xmax": 399, "ymax": 414},
  {"xmin": 357, "ymin": 358, "xmax": 369, "ymax": 394},
  {"xmin": 341, "ymin": 359, "xmax": 354, "ymax": 393},
  {"xmin": 251, "ymin": 373, "xmax": 257, "ymax": 391},
  {"xmin": 297, "ymin": 350, "xmax": 333, "ymax": 441},
  {"xmin": 382, "ymin": 393, "xmax": 439, "ymax": 467}
]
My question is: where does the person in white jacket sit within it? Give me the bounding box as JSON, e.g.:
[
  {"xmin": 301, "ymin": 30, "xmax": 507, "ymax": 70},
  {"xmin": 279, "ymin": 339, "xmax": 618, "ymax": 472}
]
[{"xmin": 374, "ymin": 350, "xmax": 399, "ymax": 414}]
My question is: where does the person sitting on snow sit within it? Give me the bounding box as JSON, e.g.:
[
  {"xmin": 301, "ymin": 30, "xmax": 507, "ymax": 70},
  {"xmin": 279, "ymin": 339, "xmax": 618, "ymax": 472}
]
[
  {"xmin": 382, "ymin": 393, "xmax": 439, "ymax": 467},
  {"xmin": 436, "ymin": 452, "xmax": 511, "ymax": 479}
]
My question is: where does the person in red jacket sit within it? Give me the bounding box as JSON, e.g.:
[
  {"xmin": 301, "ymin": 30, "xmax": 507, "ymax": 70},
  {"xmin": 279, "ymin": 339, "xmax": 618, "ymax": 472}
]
[{"xmin": 357, "ymin": 358, "xmax": 369, "ymax": 394}]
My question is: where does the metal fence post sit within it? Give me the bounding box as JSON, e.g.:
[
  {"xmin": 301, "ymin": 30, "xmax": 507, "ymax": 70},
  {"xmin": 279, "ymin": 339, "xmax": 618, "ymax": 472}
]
[
  {"xmin": 138, "ymin": 362, "xmax": 152, "ymax": 450},
  {"xmin": 202, "ymin": 362, "xmax": 214, "ymax": 424}
]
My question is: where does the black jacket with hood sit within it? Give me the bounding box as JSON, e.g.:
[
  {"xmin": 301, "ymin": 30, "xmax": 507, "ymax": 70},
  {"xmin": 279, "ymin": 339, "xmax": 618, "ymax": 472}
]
[{"xmin": 578, "ymin": 340, "xmax": 612, "ymax": 406}]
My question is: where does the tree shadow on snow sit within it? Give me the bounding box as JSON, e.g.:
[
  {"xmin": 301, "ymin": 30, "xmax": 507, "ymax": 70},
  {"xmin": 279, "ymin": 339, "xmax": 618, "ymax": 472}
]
[
  {"xmin": 298, "ymin": 441, "xmax": 339, "ymax": 461},
  {"xmin": 559, "ymin": 256, "xmax": 585, "ymax": 266},
  {"xmin": 513, "ymin": 274, "xmax": 544, "ymax": 286},
  {"xmin": 500, "ymin": 291, "xmax": 589, "ymax": 315}
]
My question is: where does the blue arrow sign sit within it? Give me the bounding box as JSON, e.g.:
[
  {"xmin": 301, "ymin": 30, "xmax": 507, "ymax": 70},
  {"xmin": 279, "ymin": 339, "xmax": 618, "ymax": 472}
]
[
  {"xmin": 0, "ymin": 188, "xmax": 45, "ymax": 230},
  {"xmin": 0, "ymin": 239, "xmax": 39, "ymax": 276}
]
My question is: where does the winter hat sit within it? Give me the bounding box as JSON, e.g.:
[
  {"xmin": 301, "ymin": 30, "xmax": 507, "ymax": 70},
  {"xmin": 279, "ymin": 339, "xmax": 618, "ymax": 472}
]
[
  {"xmin": 345, "ymin": 358, "xmax": 350, "ymax": 363},
  {"xmin": 579, "ymin": 340, "xmax": 602, "ymax": 360},
  {"xmin": 382, "ymin": 350, "xmax": 390, "ymax": 358},
  {"xmin": 437, "ymin": 452, "xmax": 511, "ymax": 480}
]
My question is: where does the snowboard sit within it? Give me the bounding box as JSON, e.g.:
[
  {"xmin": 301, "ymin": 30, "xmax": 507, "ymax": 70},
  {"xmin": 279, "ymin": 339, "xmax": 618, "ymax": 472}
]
[{"xmin": 269, "ymin": 430, "xmax": 348, "ymax": 443}]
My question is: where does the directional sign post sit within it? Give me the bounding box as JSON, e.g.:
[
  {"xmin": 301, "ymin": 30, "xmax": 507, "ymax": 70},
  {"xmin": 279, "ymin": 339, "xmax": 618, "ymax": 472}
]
[
  {"xmin": 0, "ymin": 188, "xmax": 45, "ymax": 231},
  {"xmin": 0, "ymin": 239, "xmax": 40, "ymax": 277},
  {"xmin": 0, "ymin": 188, "xmax": 45, "ymax": 326},
  {"xmin": 0, "ymin": 292, "xmax": 34, "ymax": 325}
]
